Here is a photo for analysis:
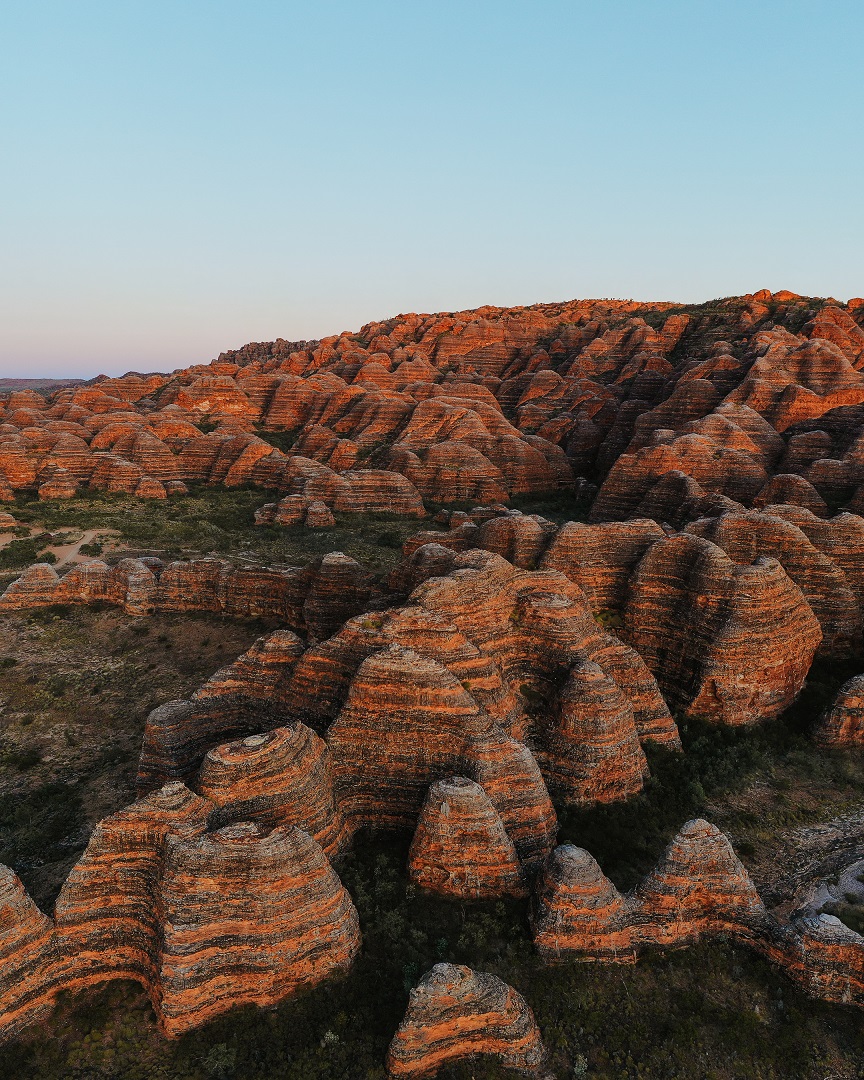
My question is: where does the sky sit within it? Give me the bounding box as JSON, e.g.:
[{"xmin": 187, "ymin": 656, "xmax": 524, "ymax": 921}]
[{"xmin": 1, "ymin": 1, "xmax": 862, "ymax": 378}]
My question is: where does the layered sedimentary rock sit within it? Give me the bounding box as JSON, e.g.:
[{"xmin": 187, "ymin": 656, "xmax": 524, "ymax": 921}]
[
  {"xmin": 407, "ymin": 777, "xmax": 527, "ymax": 899},
  {"xmin": 132, "ymin": 547, "xmax": 677, "ymax": 867},
  {"xmin": 623, "ymin": 533, "xmax": 822, "ymax": 724},
  {"xmin": 532, "ymin": 818, "xmax": 864, "ymax": 1008},
  {"xmin": 815, "ymin": 674, "xmax": 864, "ymax": 745},
  {"xmin": 138, "ymin": 631, "xmax": 304, "ymax": 790},
  {"xmin": 195, "ymin": 726, "xmax": 346, "ymax": 856},
  {"xmin": 686, "ymin": 510, "xmax": 861, "ymax": 658},
  {"xmin": 628, "ymin": 818, "xmax": 769, "ymax": 948},
  {"xmin": 0, "ymin": 785, "xmax": 362, "ymax": 1043},
  {"xmin": 386, "ymin": 964, "xmax": 548, "ymax": 1078},
  {"xmin": 51, "ymin": 783, "xmax": 212, "ymax": 993},
  {"xmin": 534, "ymin": 820, "xmax": 770, "ymax": 962},
  {"xmin": 0, "ymin": 555, "xmax": 377, "ymax": 639},
  {"xmin": 327, "ymin": 645, "xmax": 558, "ymax": 870},
  {"xmin": 540, "ymin": 519, "xmax": 665, "ymax": 613},
  {"xmin": 0, "ymin": 867, "xmax": 56, "ymax": 1037},
  {"xmin": 531, "ymin": 658, "xmax": 648, "ymax": 806},
  {"xmin": 157, "ymin": 822, "xmax": 360, "ymax": 1035}
]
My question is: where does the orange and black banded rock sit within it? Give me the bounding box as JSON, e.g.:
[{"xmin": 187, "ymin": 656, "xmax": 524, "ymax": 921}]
[
  {"xmin": 532, "ymin": 845, "xmax": 632, "ymax": 961},
  {"xmin": 539, "ymin": 518, "xmax": 664, "ymax": 614},
  {"xmin": 815, "ymin": 674, "xmax": 864, "ymax": 745},
  {"xmin": 628, "ymin": 819, "xmax": 769, "ymax": 948},
  {"xmin": 686, "ymin": 510, "xmax": 862, "ymax": 658},
  {"xmin": 473, "ymin": 511, "xmax": 558, "ymax": 569},
  {"xmin": 195, "ymin": 726, "xmax": 346, "ymax": 856},
  {"xmin": 407, "ymin": 777, "xmax": 527, "ymax": 899},
  {"xmin": 0, "ymin": 866, "xmax": 56, "ymax": 1037},
  {"xmin": 156, "ymin": 822, "xmax": 361, "ymax": 1036},
  {"xmin": 533, "ymin": 819, "xmax": 768, "ymax": 960},
  {"xmin": 327, "ymin": 644, "xmax": 558, "ymax": 870},
  {"xmin": 386, "ymin": 964, "xmax": 548, "ymax": 1078},
  {"xmin": 531, "ymin": 658, "xmax": 648, "ymax": 806},
  {"xmin": 624, "ymin": 533, "xmax": 822, "ymax": 725},
  {"xmin": 52, "ymin": 783, "xmax": 212, "ymax": 992},
  {"xmin": 778, "ymin": 914, "xmax": 864, "ymax": 1005},
  {"xmin": 0, "ymin": 554, "xmax": 379, "ymax": 641}
]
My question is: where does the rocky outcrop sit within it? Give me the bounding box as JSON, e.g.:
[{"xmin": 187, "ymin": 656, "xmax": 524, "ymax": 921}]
[
  {"xmin": 686, "ymin": 510, "xmax": 862, "ymax": 658},
  {"xmin": 0, "ymin": 866, "xmax": 55, "ymax": 1037},
  {"xmin": 540, "ymin": 519, "xmax": 665, "ymax": 613},
  {"xmin": 407, "ymin": 777, "xmax": 527, "ymax": 899},
  {"xmin": 532, "ymin": 819, "xmax": 864, "ymax": 1008},
  {"xmin": 195, "ymin": 726, "xmax": 346, "ymax": 856},
  {"xmin": 157, "ymin": 822, "xmax": 360, "ymax": 1035},
  {"xmin": 0, "ymin": 555, "xmax": 378, "ymax": 639},
  {"xmin": 386, "ymin": 964, "xmax": 548, "ymax": 1078},
  {"xmin": 327, "ymin": 644, "xmax": 558, "ymax": 871},
  {"xmin": 0, "ymin": 784, "xmax": 362, "ymax": 1043},
  {"xmin": 623, "ymin": 533, "xmax": 822, "ymax": 725},
  {"xmin": 137, "ymin": 631, "xmax": 305, "ymax": 790},
  {"xmin": 815, "ymin": 674, "xmax": 864, "ymax": 745}
]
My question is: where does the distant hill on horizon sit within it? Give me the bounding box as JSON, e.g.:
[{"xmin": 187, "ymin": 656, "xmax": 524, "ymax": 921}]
[{"xmin": 0, "ymin": 377, "xmax": 89, "ymax": 393}]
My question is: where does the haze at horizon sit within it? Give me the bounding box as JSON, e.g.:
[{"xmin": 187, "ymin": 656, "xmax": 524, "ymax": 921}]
[{"xmin": 1, "ymin": 0, "xmax": 862, "ymax": 378}]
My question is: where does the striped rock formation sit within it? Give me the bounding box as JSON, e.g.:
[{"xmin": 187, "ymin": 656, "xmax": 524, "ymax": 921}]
[
  {"xmin": 137, "ymin": 631, "xmax": 305, "ymax": 790},
  {"xmin": 532, "ymin": 819, "xmax": 864, "ymax": 1008},
  {"xmin": 135, "ymin": 548, "xmax": 678, "ymax": 860},
  {"xmin": 0, "ymin": 785, "xmax": 362, "ymax": 1042},
  {"xmin": 815, "ymin": 674, "xmax": 864, "ymax": 745},
  {"xmin": 327, "ymin": 644, "xmax": 557, "ymax": 871},
  {"xmin": 0, "ymin": 554, "xmax": 378, "ymax": 633},
  {"xmin": 157, "ymin": 822, "xmax": 360, "ymax": 1035},
  {"xmin": 195, "ymin": 725, "xmax": 346, "ymax": 856},
  {"xmin": 623, "ymin": 533, "xmax": 822, "ymax": 725},
  {"xmin": 386, "ymin": 964, "xmax": 549, "ymax": 1078},
  {"xmin": 407, "ymin": 777, "xmax": 527, "ymax": 899},
  {"xmin": 686, "ymin": 510, "xmax": 862, "ymax": 658}
]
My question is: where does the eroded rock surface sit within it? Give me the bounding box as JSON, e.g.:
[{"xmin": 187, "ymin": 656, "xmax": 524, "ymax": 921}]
[{"xmin": 386, "ymin": 964, "xmax": 548, "ymax": 1078}]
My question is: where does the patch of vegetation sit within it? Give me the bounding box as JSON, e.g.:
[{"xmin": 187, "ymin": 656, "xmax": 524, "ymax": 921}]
[
  {"xmin": 0, "ymin": 537, "xmax": 55, "ymax": 570},
  {"xmin": 13, "ymin": 490, "xmax": 431, "ymax": 572},
  {"xmin": 0, "ymin": 607, "xmax": 271, "ymax": 909},
  {"xmin": 253, "ymin": 427, "xmax": 299, "ymax": 454}
]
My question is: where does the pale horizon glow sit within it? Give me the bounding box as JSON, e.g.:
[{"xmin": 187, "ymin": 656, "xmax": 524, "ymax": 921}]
[{"xmin": 2, "ymin": 1, "xmax": 862, "ymax": 378}]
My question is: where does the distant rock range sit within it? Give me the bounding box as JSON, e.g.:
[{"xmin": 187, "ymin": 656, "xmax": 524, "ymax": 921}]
[{"xmin": 0, "ymin": 378, "xmax": 88, "ymax": 393}]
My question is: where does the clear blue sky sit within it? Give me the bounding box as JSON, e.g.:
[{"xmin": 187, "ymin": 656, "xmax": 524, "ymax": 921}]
[{"xmin": 1, "ymin": 1, "xmax": 862, "ymax": 378}]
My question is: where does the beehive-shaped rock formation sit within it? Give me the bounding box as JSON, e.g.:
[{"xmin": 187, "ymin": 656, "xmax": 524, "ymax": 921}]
[
  {"xmin": 407, "ymin": 777, "xmax": 527, "ymax": 899},
  {"xmin": 195, "ymin": 725, "xmax": 346, "ymax": 856},
  {"xmin": 157, "ymin": 822, "xmax": 361, "ymax": 1036},
  {"xmin": 532, "ymin": 845, "xmax": 632, "ymax": 960},
  {"xmin": 815, "ymin": 674, "xmax": 864, "ymax": 745},
  {"xmin": 628, "ymin": 819, "xmax": 769, "ymax": 948},
  {"xmin": 386, "ymin": 964, "xmax": 548, "ymax": 1078},
  {"xmin": 624, "ymin": 534, "xmax": 822, "ymax": 724}
]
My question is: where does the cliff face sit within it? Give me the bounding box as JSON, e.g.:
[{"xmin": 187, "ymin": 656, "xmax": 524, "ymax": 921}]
[{"xmin": 386, "ymin": 964, "xmax": 548, "ymax": 1078}]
